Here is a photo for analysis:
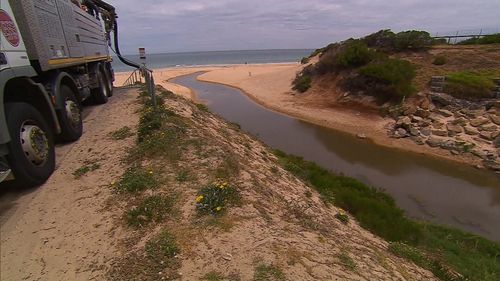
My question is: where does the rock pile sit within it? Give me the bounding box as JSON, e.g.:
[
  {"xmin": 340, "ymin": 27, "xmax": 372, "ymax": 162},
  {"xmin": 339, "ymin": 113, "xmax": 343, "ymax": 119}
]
[{"xmin": 388, "ymin": 92, "xmax": 500, "ymax": 171}]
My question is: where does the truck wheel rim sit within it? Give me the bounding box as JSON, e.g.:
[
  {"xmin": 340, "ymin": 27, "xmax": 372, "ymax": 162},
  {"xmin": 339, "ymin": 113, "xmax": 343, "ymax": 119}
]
[
  {"xmin": 65, "ymin": 100, "xmax": 81, "ymax": 127},
  {"xmin": 20, "ymin": 122, "xmax": 49, "ymax": 166}
]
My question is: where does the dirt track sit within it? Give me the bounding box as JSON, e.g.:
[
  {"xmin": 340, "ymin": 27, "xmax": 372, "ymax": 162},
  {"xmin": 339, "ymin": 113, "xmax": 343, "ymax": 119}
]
[{"xmin": 0, "ymin": 88, "xmax": 138, "ymax": 281}]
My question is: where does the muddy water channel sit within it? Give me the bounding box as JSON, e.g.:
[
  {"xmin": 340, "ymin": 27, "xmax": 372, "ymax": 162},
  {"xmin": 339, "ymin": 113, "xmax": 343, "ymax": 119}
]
[{"xmin": 172, "ymin": 72, "xmax": 500, "ymax": 241}]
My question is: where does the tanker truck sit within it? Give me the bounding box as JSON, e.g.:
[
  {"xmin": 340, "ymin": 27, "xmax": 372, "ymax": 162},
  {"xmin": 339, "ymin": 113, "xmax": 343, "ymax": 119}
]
[{"xmin": 0, "ymin": 0, "xmax": 128, "ymax": 187}]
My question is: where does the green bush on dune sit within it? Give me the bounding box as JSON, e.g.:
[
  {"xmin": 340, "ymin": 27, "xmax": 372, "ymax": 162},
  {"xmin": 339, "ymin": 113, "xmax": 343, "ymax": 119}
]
[
  {"xmin": 335, "ymin": 40, "xmax": 376, "ymax": 68},
  {"xmin": 359, "ymin": 58, "xmax": 416, "ymax": 100},
  {"xmin": 393, "ymin": 30, "xmax": 433, "ymax": 51}
]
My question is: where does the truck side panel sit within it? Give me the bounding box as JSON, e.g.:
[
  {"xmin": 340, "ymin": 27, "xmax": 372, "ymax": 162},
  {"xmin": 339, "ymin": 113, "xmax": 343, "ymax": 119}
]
[{"xmin": 9, "ymin": 0, "xmax": 109, "ymax": 71}]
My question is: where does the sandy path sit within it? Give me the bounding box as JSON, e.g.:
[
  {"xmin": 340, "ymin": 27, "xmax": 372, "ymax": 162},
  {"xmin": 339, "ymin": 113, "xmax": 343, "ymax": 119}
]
[{"xmin": 0, "ymin": 88, "xmax": 139, "ymax": 281}]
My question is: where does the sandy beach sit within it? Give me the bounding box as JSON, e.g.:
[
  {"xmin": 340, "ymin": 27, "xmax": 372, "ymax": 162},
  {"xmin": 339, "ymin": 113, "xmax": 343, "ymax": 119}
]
[{"xmin": 114, "ymin": 63, "xmax": 481, "ymax": 167}]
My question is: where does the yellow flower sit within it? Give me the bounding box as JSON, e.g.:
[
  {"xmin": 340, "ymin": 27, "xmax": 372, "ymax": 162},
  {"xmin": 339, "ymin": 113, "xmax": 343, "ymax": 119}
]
[
  {"xmin": 216, "ymin": 206, "xmax": 222, "ymax": 211},
  {"xmin": 196, "ymin": 195, "xmax": 204, "ymax": 202},
  {"xmin": 149, "ymin": 171, "xmax": 154, "ymax": 174},
  {"xmin": 111, "ymin": 181, "xmax": 116, "ymax": 185}
]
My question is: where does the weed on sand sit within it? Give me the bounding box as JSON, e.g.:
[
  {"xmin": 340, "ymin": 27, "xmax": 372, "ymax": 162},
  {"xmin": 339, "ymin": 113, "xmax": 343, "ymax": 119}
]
[
  {"xmin": 253, "ymin": 263, "xmax": 286, "ymax": 281},
  {"xmin": 126, "ymin": 194, "xmax": 176, "ymax": 228},
  {"xmin": 73, "ymin": 163, "xmax": 100, "ymax": 179},
  {"xmin": 109, "ymin": 126, "xmax": 134, "ymax": 140},
  {"xmin": 115, "ymin": 165, "xmax": 158, "ymax": 193}
]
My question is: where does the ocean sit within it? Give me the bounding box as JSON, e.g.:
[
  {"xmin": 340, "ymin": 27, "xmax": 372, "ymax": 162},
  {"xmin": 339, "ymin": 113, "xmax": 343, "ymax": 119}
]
[{"xmin": 111, "ymin": 49, "xmax": 313, "ymax": 72}]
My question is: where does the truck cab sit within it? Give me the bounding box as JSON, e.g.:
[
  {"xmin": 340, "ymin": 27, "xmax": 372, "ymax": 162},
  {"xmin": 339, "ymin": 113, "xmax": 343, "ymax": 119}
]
[{"xmin": 1, "ymin": 0, "xmax": 115, "ymax": 187}]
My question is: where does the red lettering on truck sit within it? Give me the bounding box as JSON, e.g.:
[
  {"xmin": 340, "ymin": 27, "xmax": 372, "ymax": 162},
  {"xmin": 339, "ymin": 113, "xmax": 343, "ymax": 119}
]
[{"xmin": 0, "ymin": 9, "xmax": 20, "ymax": 47}]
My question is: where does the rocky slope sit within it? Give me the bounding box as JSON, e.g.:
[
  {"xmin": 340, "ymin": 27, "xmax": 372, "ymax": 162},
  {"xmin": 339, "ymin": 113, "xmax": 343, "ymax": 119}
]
[{"xmin": 390, "ymin": 92, "xmax": 500, "ymax": 171}]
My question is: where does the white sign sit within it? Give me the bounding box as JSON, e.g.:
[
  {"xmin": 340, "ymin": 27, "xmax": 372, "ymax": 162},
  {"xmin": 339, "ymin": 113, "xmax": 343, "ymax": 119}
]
[{"xmin": 139, "ymin": 47, "xmax": 146, "ymax": 59}]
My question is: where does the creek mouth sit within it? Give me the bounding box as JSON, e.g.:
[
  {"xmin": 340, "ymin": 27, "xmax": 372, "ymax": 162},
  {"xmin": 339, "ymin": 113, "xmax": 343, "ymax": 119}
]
[{"xmin": 172, "ymin": 72, "xmax": 500, "ymax": 241}]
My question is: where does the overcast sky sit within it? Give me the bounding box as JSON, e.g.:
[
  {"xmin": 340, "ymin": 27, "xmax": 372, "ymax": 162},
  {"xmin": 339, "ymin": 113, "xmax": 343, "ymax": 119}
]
[{"xmin": 106, "ymin": 0, "xmax": 500, "ymax": 54}]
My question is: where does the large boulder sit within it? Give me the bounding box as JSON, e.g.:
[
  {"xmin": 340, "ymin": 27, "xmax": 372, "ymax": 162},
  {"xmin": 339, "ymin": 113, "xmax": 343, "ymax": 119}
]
[
  {"xmin": 464, "ymin": 126, "xmax": 479, "ymax": 136},
  {"xmin": 480, "ymin": 124, "xmax": 498, "ymax": 132},
  {"xmin": 494, "ymin": 136, "xmax": 500, "ymax": 148},
  {"xmin": 396, "ymin": 116, "xmax": 411, "ymax": 129},
  {"xmin": 437, "ymin": 109, "xmax": 453, "ymax": 117},
  {"xmin": 439, "ymin": 139, "xmax": 457, "ymax": 150},
  {"xmin": 490, "ymin": 113, "xmax": 500, "ymax": 125},
  {"xmin": 470, "ymin": 117, "xmax": 490, "ymax": 127},
  {"xmin": 415, "ymin": 107, "xmax": 430, "ymax": 118},
  {"xmin": 446, "ymin": 123, "xmax": 463, "ymax": 136},
  {"xmin": 420, "ymin": 127, "xmax": 432, "ymax": 136},
  {"xmin": 426, "ymin": 136, "xmax": 445, "ymax": 147},
  {"xmin": 394, "ymin": 128, "xmax": 409, "ymax": 138},
  {"xmin": 432, "ymin": 129, "xmax": 448, "ymax": 137},
  {"xmin": 479, "ymin": 131, "xmax": 492, "ymax": 141},
  {"xmin": 462, "ymin": 109, "xmax": 484, "ymax": 119},
  {"xmin": 410, "ymin": 135, "xmax": 425, "ymax": 145},
  {"xmin": 429, "ymin": 92, "xmax": 455, "ymax": 107}
]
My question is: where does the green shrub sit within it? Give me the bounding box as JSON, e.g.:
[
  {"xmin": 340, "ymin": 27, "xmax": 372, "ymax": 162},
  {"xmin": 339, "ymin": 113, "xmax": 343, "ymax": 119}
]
[
  {"xmin": 300, "ymin": 57, "xmax": 310, "ymax": 64},
  {"xmin": 459, "ymin": 33, "xmax": 500, "ymax": 45},
  {"xmin": 336, "ymin": 40, "xmax": 376, "ymax": 68},
  {"xmin": 292, "ymin": 72, "xmax": 312, "ymax": 93},
  {"xmin": 335, "ymin": 211, "xmax": 349, "ymax": 224},
  {"xmin": 196, "ymin": 103, "xmax": 210, "ymax": 112},
  {"xmin": 126, "ymin": 195, "xmax": 175, "ymax": 227},
  {"xmin": 73, "ymin": 163, "xmax": 100, "ymax": 179},
  {"xmin": 444, "ymin": 71, "xmax": 495, "ymax": 99},
  {"xmin": 363, "ymin": 29, "xmax": 396, "ymax": 51},
  {"xmin": 116, "ymin": 166, "xmax": 158, "ymax": 193},
  {"xmin": 432, "ymin": 56, "xmax": 447, "ymax": 65},
  {"xmin": 109, "ymin": 126, "xmax": 134, "ymax": 140},
  {"xmin": 137, "ymin": 105, "xmax": 177, "ymax": 143},
  {"xmin": 359, "ymin": 58, "xmax": 416, "ymax": 100},
  {"xmin": 253, "ymin": 263, "xmax": 285, "ymax": 281},
  {"xmin": 363, "ymin": 29, "xmax": 433, "ymax": 52},
  {"xmin": 195, "ymin": 181, "xmax": 241, "ymax": 216},
  {"xmin": 145, "ymin": 230, "xmax": 179, "ymax": 261},
  {"xmin": 393, "ymin": 30, "xmax": 433, "ymax": 51}
]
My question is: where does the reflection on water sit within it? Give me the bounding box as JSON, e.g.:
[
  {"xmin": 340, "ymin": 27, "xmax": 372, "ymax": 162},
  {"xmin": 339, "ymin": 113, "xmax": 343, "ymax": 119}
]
[{"xmin": 172, "ymin": 72, "xmax": 500, "ymax": 241}]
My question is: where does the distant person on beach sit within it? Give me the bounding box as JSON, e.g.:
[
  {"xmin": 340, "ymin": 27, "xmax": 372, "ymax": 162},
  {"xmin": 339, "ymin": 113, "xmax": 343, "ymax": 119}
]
[{"xmin": 82, "ymin": 0, "xmax": 100, "ymax": 20}]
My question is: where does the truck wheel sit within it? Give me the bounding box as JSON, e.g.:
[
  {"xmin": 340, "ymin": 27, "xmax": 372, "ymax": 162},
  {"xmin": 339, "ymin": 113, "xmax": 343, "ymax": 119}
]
[
  {"xmin": 91, "ymin": 70, "xmax": 109, "ymax": 104},
  {"xmin": 4, "ymin": 103, "xmax": 55, "ymax": 188},
  {"xmin": 104, "ymin": 68, "xmax": 114, "ymax": 97},
  {"xmin": 57, "ymin": 85, "xmax": 83, "ymax": 142}
]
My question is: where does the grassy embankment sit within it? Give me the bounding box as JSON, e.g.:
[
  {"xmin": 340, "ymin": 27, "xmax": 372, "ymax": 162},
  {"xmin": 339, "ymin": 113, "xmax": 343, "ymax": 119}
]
[
  {"xmin": 274, "ymin": 150, "xmax": 500, "ymax": 281},
  {"xmin": 107, "ymin": 87, "xmax": 278, "ymax": 280}
]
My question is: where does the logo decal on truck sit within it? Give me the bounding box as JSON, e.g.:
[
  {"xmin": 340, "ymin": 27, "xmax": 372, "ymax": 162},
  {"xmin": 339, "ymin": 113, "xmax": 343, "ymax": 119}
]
[{"xmin": 0, "ymin": 9, "xmax": 20, "ymax": 47}]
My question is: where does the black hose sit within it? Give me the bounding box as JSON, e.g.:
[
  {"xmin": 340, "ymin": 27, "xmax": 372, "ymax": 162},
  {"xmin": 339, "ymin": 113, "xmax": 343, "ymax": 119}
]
[
  {"xmin": 112, "ymin": 22, "xmax": 143, "ymax": 69},
  {"xmin": 92, "ymin": 0, "xmax": 148, "ymax": 71}
]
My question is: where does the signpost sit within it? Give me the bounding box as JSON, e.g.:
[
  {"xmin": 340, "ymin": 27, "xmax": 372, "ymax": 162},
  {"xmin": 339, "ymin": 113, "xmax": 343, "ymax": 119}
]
[{"xmin": 137, "ymin": 47, "xmax": 156, "ymax": 106}]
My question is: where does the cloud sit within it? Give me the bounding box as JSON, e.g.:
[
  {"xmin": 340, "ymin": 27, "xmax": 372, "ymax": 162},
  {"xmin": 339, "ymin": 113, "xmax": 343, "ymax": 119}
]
[{"xmin": 105, "ymin": 0, "xmax": 500, "ymax": 54}]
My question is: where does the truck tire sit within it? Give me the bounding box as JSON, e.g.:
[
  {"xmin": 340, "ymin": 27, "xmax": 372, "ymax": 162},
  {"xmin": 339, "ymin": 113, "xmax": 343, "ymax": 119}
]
[
  {"xmin": 104, "ymin": 68, "xmax": 114, "ymax": 97},
  {"xmin": 57, "ymin": 85, "xmax": 83, "ymax": 142},
  {"xmin": 4, "ymin": 103, "xmax": 56, "ymax": 188},
  {"xmin": 91, "ymin": 70, "xmax": 109, "ymax": 104}
]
